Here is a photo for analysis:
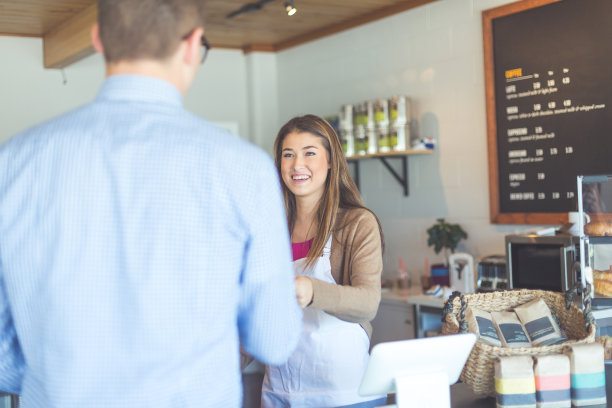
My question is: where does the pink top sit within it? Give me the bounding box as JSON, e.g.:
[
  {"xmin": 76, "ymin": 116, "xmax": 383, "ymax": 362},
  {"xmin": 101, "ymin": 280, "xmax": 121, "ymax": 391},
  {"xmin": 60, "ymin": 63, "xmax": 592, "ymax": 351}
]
[{"xmin": 291, "ymin": 238, "xmax": 314, "ymax": 261}]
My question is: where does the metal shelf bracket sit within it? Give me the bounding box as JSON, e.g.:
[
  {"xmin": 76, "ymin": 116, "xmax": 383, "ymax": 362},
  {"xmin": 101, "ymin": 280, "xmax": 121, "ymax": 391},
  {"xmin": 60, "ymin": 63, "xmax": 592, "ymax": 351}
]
[{"xmin": 348, "ymin": 155, "xmax": 409, "ymax": 196}]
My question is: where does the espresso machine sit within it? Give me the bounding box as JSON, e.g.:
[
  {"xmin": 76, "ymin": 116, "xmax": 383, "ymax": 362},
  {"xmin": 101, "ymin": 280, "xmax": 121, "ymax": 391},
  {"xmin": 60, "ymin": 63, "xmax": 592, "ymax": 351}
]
[{"xmin": 476, "ymin": 255, "xmax": 507, "ymax": 292}]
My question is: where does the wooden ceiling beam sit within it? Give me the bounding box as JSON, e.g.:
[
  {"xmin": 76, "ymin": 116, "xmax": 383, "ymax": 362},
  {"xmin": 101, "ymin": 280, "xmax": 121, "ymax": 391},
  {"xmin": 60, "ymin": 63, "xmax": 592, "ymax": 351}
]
[{"xmin": 43, "ymin": 3, "xmax": 97, "ymax": 69}]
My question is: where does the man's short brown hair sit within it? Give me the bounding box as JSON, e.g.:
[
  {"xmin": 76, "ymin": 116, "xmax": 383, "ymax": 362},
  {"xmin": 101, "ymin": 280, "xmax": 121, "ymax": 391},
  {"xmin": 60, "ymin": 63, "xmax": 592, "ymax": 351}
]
[{"xmin": 98, "ymin": 0, "xmax": 205, "ymax": 63}]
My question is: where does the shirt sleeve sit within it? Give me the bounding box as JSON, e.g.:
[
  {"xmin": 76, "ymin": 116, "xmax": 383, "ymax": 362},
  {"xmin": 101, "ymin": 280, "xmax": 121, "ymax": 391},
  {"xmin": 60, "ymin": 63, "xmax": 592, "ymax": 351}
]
[
  {"xmin": 0, "ymin": 262, "xmax": 25, "ymax": 394},
  {"xmin": 237, "ymin": 156, "xmax": 302, "ymax": 366}
]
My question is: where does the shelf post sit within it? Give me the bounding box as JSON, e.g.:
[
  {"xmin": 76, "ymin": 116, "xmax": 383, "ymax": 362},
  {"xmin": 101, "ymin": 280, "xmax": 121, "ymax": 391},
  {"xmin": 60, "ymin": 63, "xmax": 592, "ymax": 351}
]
[{"xmin": 379, "ymin": 156, "xmax": 409, "ymax": 196}]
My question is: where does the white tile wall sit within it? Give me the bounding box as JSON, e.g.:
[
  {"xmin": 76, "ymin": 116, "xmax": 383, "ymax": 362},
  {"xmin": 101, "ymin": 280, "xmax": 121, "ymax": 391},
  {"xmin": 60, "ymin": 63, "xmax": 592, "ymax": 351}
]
[{"xmin": 275, "ymin": 0, "xmax": 521, "ymax": 278}]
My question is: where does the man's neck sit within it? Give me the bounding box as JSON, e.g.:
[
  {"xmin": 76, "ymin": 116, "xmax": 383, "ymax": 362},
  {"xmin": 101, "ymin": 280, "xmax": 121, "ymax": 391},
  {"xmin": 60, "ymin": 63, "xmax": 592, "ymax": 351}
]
[{"xmin": 105, "ymin": 59, "xmax": 186, "ymax": 94}]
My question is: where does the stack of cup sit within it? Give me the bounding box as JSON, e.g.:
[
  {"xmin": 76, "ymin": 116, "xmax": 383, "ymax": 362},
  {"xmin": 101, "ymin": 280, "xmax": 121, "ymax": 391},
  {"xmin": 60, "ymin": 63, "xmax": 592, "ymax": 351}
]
[
  {"xmin": 365, "ymin": 101, "xmax": 377, "ymax": 154},
  {"xmin": 389, "ymin": 95, "xmax": 411, "ymax": 152},
  {"xmin": 339, "ymin": 104, "xmax": 355, "ymax": 157},
  {"xmin": 374, "ymin": 99, "xmax": 390, "ymax": 152},
  {"xmin": 354, "ymin": 102, "xmax": 377, "ymax": 156},
  {"xmin": 354, "ymin": 104, "xmax": 368, "ymax": 156}
]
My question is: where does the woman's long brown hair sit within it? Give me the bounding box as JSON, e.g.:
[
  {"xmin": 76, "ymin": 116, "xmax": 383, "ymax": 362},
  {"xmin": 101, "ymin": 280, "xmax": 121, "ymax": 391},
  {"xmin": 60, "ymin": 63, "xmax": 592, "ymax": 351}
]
[{"xmin": 274, "ymin": 114, "xmax": 384, "ymax": 268}]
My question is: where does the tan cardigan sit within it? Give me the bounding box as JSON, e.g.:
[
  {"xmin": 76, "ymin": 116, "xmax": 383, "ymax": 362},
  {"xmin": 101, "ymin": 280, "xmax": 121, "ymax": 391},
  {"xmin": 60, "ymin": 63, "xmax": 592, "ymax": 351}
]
[{"xmin": 309, "ymin": 207, "xmax": 383, "ymax": 339}]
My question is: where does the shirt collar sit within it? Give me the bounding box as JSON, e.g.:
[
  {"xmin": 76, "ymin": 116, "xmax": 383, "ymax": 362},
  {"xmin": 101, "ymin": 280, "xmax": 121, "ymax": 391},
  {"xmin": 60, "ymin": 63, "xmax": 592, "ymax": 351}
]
[{"xmin": 95, "ymin": 74, "xmax": 183, "ymax": 107}]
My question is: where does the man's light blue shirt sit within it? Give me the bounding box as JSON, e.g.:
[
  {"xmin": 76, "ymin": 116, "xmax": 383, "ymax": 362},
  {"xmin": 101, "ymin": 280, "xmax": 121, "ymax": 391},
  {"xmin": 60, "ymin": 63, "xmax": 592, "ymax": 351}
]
[{"xmin": 0, "ymin": 75, "xmax": 302, "ymax": 407}]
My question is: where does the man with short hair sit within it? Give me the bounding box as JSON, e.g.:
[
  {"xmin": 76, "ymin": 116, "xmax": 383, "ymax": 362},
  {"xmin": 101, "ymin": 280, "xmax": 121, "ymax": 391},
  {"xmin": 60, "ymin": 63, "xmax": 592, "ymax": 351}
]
[{"xmin": 0, "ymin": 1, "xmax": 302, "ymax": 406}]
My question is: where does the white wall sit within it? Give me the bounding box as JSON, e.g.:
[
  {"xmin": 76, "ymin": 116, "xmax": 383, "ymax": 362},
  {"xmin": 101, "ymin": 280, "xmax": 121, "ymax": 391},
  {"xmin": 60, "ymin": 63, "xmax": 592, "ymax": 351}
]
[
  {"xmin": 184, "ymin": 48, "xmax": 251, "ymax": 139},
  {"xmin": 0, "ymin": 37, "xmax": 251, "ymax": 144},
  {"xmin": 0, "ymin": 36, "xmax": 105, "ymax": 143},
  {"xmin": 275, "ymin": 0, "xmax": 533, "ymax": 279},
  {"xmin": 244, "ymin": 52, "xmax": 280, "ymax": 155},
  {"xmin": 1, "ymin": 0, "xmax": 543, "ymax": 282}
]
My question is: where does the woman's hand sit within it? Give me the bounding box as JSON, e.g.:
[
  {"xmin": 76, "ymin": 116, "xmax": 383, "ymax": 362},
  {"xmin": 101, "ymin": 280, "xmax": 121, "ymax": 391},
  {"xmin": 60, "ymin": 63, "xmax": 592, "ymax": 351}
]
[{"xmin": 295, "ymin": 276, "xmax": 314, "ymax": 308}]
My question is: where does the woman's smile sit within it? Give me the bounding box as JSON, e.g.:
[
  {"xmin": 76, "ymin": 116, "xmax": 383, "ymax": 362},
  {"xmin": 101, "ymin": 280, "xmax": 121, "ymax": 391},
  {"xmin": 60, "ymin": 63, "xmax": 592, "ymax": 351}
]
[{"xmin": 291, "ymin": 173, "xmax": 311, "ymax": 184}]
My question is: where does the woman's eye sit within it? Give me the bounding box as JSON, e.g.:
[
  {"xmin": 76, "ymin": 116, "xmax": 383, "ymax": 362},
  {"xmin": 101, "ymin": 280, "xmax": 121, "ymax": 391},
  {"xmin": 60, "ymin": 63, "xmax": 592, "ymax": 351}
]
[
  {"xmin": 305, "ymin": 151, "xmax": 316, "ymax": 156},
  {"xmin": 283, "ymin": 153, "xmax": 294, "ymax": 158}
]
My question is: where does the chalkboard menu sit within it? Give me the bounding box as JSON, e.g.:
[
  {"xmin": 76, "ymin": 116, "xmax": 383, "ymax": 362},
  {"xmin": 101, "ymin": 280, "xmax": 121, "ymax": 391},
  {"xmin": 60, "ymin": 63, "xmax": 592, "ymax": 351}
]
[{"xmin": 484, "ymin": 0, "xmax": 612, "ymax": 224}]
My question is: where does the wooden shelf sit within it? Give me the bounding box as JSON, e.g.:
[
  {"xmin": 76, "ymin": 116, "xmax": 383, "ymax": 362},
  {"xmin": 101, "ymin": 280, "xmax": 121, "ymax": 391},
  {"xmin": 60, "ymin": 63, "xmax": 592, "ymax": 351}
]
[
  {"xmin": 345, "ymin": 149, "xmax": 434, "ymax": 160},
  {"xmin": 345, "ymin": 149, "xmax": 434, "ymax": 196}
]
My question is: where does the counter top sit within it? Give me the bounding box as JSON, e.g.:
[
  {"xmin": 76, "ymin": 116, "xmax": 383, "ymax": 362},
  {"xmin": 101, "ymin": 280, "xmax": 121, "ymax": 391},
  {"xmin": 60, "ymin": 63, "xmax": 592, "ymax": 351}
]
[{"xmin": 381, "ymin": 288, "xmax": 446, "ymax": 308}]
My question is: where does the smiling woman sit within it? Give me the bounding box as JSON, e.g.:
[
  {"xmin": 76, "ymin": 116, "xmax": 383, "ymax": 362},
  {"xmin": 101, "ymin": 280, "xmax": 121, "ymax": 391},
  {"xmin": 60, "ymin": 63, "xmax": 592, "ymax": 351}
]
[{"xmin": 262, "ymin": 114, "xmax": 386, "ymax": 408}]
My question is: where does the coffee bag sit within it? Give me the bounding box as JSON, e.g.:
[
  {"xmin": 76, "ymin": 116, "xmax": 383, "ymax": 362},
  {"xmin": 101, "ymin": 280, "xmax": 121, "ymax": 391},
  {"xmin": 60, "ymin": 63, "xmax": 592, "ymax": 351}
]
[
  {"xmin": 492, "ymin": 311, "xmax": 531, "ymax": 348},
  {"xmin": 564, "ymin": 343, "xmax": 606, "ymax": 407},
  {"xmin": 495, "ymin": 355, "xmax": 536, "ymax": 408},
  {"xmin": 514, "ymin": 298, "xmax": 564, "ymax": 346},
  {"xmin": 467, "ymin": 307, "xmax": 502, "ymax": 347},
  {"xmin": 533, "ymin": 354, "xmax": 570, "ymax": 408}
]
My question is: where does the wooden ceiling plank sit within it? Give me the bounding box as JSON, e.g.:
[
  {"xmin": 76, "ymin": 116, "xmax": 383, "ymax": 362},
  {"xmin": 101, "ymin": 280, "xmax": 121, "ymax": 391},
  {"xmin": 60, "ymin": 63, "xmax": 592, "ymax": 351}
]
[
  {"xmin": 0, "ymin": 0, "xmax": 94, "ymax": 36},
  {"xmin": 43, "ymin": 2, "xmax": 97, "ymax": 69}
]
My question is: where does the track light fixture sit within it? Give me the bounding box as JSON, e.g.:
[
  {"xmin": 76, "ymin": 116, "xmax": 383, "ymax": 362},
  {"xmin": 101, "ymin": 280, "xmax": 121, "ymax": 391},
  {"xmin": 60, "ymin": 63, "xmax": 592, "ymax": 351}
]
[{"xmin": 284, "ymin": 0, "xmax": 297, "ymax": 16}]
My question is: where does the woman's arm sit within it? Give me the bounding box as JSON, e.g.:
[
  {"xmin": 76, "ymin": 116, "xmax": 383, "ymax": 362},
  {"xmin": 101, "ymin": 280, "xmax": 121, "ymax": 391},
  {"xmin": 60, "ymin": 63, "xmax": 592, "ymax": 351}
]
[{"xmin": 309, "ymin": 209, "xmax": 382, "ymax": 322}]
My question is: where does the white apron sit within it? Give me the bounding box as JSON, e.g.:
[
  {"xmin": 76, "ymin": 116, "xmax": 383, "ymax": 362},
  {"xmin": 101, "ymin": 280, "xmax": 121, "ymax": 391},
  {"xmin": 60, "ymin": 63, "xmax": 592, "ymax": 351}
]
[{"xmin": 262, "ymin": 236, "xmax": 380, "ymax": 408}]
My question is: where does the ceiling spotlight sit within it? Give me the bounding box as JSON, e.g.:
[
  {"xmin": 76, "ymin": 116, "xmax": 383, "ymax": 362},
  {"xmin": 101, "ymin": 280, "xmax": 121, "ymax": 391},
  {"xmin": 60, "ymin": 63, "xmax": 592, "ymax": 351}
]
[{"xmin": 284, "ymin": 0, "xmax": 297, "ymax": 16}]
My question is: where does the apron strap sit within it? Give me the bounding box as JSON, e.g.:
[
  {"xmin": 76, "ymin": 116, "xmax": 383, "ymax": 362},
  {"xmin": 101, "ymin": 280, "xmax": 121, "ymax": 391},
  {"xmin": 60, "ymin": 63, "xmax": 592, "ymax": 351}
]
[{"xmin": 322, "ymin": 235, "xmax": 332, "ymax": 258}]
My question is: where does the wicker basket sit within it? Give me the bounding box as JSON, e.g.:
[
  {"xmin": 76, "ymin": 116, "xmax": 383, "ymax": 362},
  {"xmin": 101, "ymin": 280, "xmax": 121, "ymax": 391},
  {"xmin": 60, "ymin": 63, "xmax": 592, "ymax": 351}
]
[{"xmin": 441, "ymin": 288, "xmax": 596, "ymax": 397}]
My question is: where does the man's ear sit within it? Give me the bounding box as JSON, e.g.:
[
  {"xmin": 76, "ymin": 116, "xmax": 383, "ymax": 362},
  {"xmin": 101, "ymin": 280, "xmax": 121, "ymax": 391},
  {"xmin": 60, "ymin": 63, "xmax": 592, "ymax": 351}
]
[
  {"xmin": 182, "ymin": 27, "xmax": 204, "ymax": 66},
  {"xmin": 91, "ymin": 24, "xmax": 104, "ymax": 54}
]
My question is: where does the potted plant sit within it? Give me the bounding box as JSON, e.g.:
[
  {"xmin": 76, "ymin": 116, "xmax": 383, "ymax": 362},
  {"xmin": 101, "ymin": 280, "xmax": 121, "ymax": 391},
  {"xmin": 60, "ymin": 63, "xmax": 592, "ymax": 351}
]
[
  {"xmin": 424, "ymin": 218, "xmax": 468, "ymax": 288},
  {"xmin": 426, "ymin": 218, "xmax": 468, "ymax": 266}
]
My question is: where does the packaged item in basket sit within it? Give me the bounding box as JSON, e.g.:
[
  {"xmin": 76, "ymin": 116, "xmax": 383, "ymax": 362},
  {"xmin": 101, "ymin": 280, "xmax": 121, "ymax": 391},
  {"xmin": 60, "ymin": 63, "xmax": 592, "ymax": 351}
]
[
  {"xmin": 514, "ymin": 298, "xmax": 564, "ymax": 346},
  {"xmin": 564, "ymin": 343, "xmax": 607, "ymax": 407},
  {"xmin": 467, "ymin": 307, "xmax": 502, "ymax": 346},
  {"xmin": 495, "ymin": 355, "xmax": 536, "ymax": 408},
  {"xmin": 492, "ymin": 311, "xmax": 531, "ymax": 348},
  {"xmin": 533, "ymin": 354, "xmax": 570, "ymax": 408}
]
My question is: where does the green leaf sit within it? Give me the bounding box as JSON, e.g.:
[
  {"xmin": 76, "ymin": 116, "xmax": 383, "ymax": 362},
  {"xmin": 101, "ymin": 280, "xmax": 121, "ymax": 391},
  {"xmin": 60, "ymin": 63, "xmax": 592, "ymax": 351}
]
[{"xmin": 426, "ymin": 218, "xmax": 468, "ymax": 256}]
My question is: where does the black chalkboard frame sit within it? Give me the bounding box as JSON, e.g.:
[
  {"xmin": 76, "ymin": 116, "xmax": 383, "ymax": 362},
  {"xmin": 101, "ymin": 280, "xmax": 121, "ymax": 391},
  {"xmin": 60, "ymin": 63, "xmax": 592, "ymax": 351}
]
[{"xmin": 483, "ymin": 0, "xmax": 564, "ymax": 225}]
